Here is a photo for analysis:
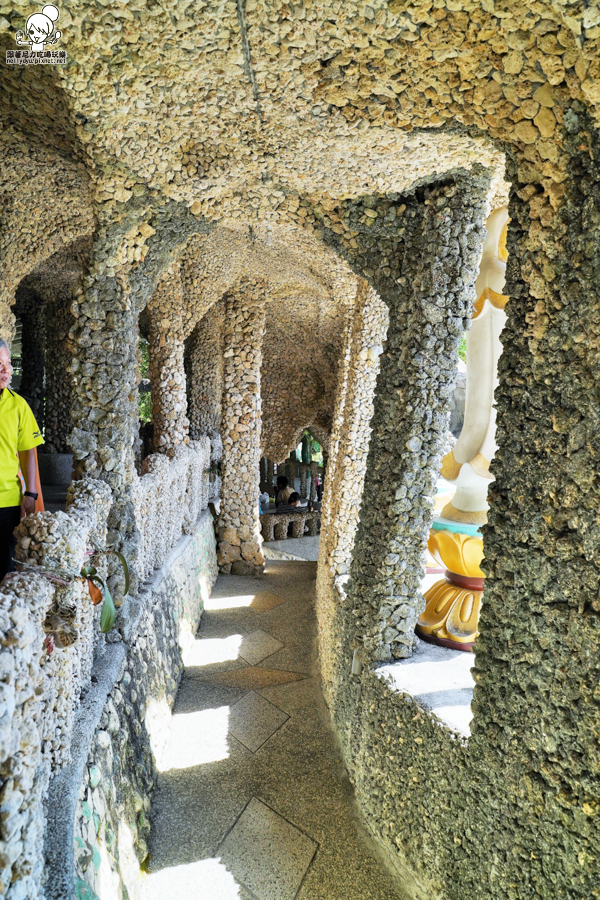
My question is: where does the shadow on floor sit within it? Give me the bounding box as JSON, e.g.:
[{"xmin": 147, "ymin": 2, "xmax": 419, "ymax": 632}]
[{"xmin": 141, "ymin": 560, "xmax": 406, "ymax": 900}]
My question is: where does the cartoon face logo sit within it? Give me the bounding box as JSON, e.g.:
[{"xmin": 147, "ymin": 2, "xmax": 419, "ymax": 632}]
[{"xmin": 15, "ymin": 5, "xmax": 62, "ymax": 51}]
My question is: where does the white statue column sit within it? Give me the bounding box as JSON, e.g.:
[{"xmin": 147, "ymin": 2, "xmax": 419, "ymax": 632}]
[
  {"xmin": 417, "ymin": 206, "xmax": 509, "ymax": 650},
  {"xmin": 440, "ymin": 206, "xmax": 509, "ymax": 523}
]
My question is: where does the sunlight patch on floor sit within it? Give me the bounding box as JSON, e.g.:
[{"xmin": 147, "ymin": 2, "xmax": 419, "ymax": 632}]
[
  {"xmin": 142, "ymin": 857, "xmax": 244, "ymax": 900},
  {"xmin": 205, "ymin": 594, "xmax": 257, "ymax": 611},
  {"xmin": 183, "ymin": 634, "xmax": 243, "ymax": 667},
  {"xmin": 158, "ymin": 707, "xmax": 231, "ymax": 771},
  {"xmin": 145, "ymin": 696, "xmax": 173, "ymax": 767}
]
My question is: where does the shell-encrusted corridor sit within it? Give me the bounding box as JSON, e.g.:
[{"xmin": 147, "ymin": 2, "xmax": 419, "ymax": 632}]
[
  {"xmin": 2, "ymin": 0, "xmax": 600, "ymax": 897},
  {"xmin": 142, "ymin": 560, "xmax": 405, "ymax": 900}
]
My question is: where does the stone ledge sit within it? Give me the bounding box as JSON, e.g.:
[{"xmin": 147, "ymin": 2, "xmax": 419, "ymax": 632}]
[
  {"xmin": 377, "ymin": 638, "xmax": 475, "ymax": 738},
  {"xmin": 44, "ymin": 643, "xmax": 127, "ymax": 900},
  {"xmin": 43, "ymin": 507, "xmax": 217, "ymax": 900},
  {"xmin": 115, "ymin": 507, "xmax": 213, "ymax": 644}
]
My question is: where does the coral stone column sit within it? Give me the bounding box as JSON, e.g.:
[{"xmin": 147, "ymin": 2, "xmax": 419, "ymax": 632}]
[
  {"xmin": 148, "ymin": 268, "xmax": 189, "ymax": 455},
  {"xmin": 319, "ymin": 317, "xmax": 353, "ymax": 538},
  {"xmin": 184, "ymin": 300, "xmax": 224, "ymax": 439},
  {"xmin": 319, "ymin": 282, "xmax": 388, "ymax": 580},
  {"xmin": 300, "ymin": 465, "xmax": 308, "ymax": 498},
  {"xmin": 217, "ymin": 288, "xmax": 266, "ymax": 575},
  {"xmin": 15, "ymin": 289, "xmax": 46, "ymax": 427},
  {"xmin": 0, "ymin": 296, "xmax": 15, "ymax": 346},
  {"xmin": 44, "ymin": 289, "xmax": 76, "ymax": 453},
  {"xmin": 316, "ymin": 281, "xmax": 388, "ymax": 708},
  {"xmin": 315, "ymin": 172, "xmax": 490, "ymax": 664},
  {"xmin": 68, "ymin": 214, "xmax": 146, "ymax": 597}
]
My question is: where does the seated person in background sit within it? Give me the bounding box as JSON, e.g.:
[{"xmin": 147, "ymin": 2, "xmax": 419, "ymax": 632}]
[
  {"xmin": 275, "ymin": 475, "xmax": 293, "ymax": 507},
  {"xmin": 277, "ymin": 492, "xmax": 313, "ymax": 514},
  {"xmin": 259, "ymin": 480, "xmax": 276, "ymax": 499}
]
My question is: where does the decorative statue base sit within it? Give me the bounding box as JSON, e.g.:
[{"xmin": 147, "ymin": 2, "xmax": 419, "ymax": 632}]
[
  {"xmin": 417, "ymin": 206, "xmax": 509, "ymax": 652},
  {"xmin": 416, "ymin": 526, "xmax": 484, "ymax": 652}
]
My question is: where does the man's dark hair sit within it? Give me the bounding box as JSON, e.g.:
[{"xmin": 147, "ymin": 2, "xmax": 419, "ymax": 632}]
[
  {"xmin": 289, "ymin": 492, "xmax": 300, "ymax": 504},
  {"xmin": 277, "ymin": 475, "xmax": 288, "ymax": 488}
]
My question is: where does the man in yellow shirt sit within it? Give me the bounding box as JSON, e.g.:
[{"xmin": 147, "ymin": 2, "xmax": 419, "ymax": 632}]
[{"xmin": 0, "ymin": 339, "xmax": 44, "ymax": 580}]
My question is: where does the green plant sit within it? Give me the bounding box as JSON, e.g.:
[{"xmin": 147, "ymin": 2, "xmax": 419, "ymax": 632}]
[
  {"xmin": 458, "ymin": 333, "xmax": 467, "ymax": 364},
  {"xmin": 302, "ymin": 430, "xmax": 323, "ymax": 466},
  {"xmin": 138, "ymin": 391, "xmax": 152, "ymax": 424},
  {"xmin": 138, "ymin": 339, "xmax": 152, "ymax": 423},
  {"xmin": 80, "ymin": 550, "xmax": 129, "ymax": 633},
  {"xmin": 18, "ymin": 545, "xmax": 130, "ymax": 639}
]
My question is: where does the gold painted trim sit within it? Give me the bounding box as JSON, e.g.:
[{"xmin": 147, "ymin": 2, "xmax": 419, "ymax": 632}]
[
  {"xmin": 418, "ymin": 579, "xmax": 482, "ymax": 644},
  {"xmin": 427, "ymin": 530, "xmax": 485, "ymax": 577},
  {"xmin": 441, "ymin": 500, "xmax": 488, "ymax": 526},
  {"xmin": 440, "ymin": 451, "xmax": 492, "ymax": 487},
  {"xmin": 472, "ymin": 287, "xmax": 509, "ymax": 319},
  {"xmin": 440, "ymin": 449, "xmax": 461, "ymax": 482},
  {"xmin": 468, "ymin": 452, "xmax": 493, "ymax": 480}
]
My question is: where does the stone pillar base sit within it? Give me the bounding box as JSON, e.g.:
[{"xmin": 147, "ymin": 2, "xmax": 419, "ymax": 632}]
[{"xmin": 217, "ymin": 526, "xmax": 265, "ymax": 575}]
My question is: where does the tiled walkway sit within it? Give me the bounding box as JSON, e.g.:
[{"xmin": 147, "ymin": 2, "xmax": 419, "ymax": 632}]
[{"xmin": 142, "ymin": 560, "xmax": 405, "ymax": 900}]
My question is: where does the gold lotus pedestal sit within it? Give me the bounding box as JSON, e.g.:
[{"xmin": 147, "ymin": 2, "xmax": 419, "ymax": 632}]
[
  {"xmin": 416, "ymin": 526, "xmax": 484, "ymax": 652},
  {"xmin": 416, "ymin": 207, "xmax": 507, "ymax": 653}
]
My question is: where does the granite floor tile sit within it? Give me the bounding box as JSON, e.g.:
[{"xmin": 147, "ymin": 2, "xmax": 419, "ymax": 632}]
[
  {"xmin": 219, "ymin": 798, "xmax": 317, "ymax": 900},
  {"xmin": 173, "ymin": 680, "xmax": 248, "ymax": 716},
  {"xmin": 144, "ymin": 562, "xmax": 406, "ymax": 900},
  {"xmin": 198, "ymin": 607, "xmax": 261, "ymax": 639},
  {"xmin": 249, "ymin": 590, "xmax": 288, "ymax": 612},
  {"xmin": 147, "ymin": 754, "xmax": 254, "ymax": 867},
  {"xmin": 239, "ymin": 630, "xmax": 284, "ymax": 666},
  {"xmin": 229, "ymin": 691, "xmax": 289, "ymax": 752},
  {"xmin": 202, "ymin": 667, "xmax": 305, "ymax": 691}
]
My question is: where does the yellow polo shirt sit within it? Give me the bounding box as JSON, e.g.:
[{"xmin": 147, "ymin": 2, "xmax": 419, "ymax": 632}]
[{"xmin": 0, "ymin": 389, "xmax": 44, "ymax": 508}]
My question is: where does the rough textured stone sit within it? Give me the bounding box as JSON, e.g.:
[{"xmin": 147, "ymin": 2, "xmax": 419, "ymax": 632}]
[
  {"xmin": 319, "ymin": 172, "xmax": 490, "ymax": 663},
  {"xmin": 217, "ymin": 289, "xmax": 266, "ymax": 573},
  {"xmin": 68, "ymin": 511, "xmax": 218, "ymax": 900},
  {"xmin": 0, "ymin": 2, "xmax": 599, "ymax": 897}
]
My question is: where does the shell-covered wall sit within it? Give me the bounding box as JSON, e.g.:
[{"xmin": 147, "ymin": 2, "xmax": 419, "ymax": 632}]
[{"xmin": 0, "ymin": 1, "xmax": 599, "ymax": 897}]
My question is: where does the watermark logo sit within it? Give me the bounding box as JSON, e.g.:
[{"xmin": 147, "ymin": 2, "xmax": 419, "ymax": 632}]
[{"xmin": 6, "ymin": 4, "xmax": 67, "ymax": 65}]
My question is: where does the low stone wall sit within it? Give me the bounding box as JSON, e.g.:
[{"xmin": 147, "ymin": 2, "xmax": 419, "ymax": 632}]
[
  {"xmin": 260, "ymin": 510, "xmax": 320, "ymax": 542},
  {"xmin": 0, "ymin": 480, "xmax": 112, "ymax": 900},
  {"xmin": 316, "ymin": 569, "xmax": 455, "ymax": 900},
  {"xmin": 134, "ymin": 438, "xmax": 211, "ymax": 584},
  {"xmin": 45, "ymin": 509, "xmax": 218, "ymax": 900},
  {"xmin": 0, "ymin": 444, "xmax": 216, "ymax": 900}
]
